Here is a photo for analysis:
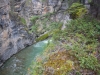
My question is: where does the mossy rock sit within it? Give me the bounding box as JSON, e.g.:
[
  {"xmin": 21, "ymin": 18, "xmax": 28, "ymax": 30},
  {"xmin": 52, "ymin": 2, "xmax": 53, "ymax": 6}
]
[
  {"xmin": 36, "ymin": 32, "xmax": 50, "ymax": 42},
  {"xmin": 36, "ymin": 28, "xmax": 63, "ymax": 42}
]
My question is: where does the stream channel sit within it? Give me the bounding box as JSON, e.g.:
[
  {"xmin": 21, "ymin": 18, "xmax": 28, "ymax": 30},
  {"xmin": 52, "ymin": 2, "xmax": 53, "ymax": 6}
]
[{"xmin": 0, "ymin": 40, "xmax": 49, "ymax": 75}]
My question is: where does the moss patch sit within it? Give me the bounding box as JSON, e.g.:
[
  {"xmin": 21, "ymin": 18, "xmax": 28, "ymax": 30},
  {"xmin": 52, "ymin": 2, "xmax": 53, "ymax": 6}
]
[
  {"xmin": 44, "ymin": 50, "xmax": 74, "ymax": 75},
  {"xmin": 36, "ymin": 32, "xmax": 49, "ymax": 42}
]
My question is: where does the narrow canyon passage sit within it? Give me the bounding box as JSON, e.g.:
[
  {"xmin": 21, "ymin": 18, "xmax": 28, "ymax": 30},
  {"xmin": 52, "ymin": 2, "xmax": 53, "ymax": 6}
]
[{"xmin": 0, "ymin": 40, "xmax": 48, "ymax": 75}]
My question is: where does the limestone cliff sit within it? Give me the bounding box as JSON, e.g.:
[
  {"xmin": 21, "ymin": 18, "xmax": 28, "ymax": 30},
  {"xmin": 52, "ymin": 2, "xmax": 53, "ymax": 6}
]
[
  {"xmin": 0, "ymin": 0, "xmax": 35, "ymax": 66},
  {"xmin": 0, "ymin": 0, "xmax": 70, "ymax": 66}
]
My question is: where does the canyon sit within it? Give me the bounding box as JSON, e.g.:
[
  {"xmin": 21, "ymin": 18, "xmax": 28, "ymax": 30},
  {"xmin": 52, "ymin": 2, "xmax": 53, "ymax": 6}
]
[{"xmin": 0, "ymin": 0, "xmax": 70, "ymax": 67}]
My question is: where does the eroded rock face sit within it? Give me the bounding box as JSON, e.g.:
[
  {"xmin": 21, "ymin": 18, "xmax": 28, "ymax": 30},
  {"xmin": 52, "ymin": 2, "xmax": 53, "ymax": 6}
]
[
  {"xmin": 0, "ymin": 0, "xmax": 70, "ymax": 66},
  {"xmin": 0, "ymin": 0, "xmax": 34, "ymax": 66},
  {"xmin": 31, "ymin": 0, "xmax": 69, "ymax": 14}
]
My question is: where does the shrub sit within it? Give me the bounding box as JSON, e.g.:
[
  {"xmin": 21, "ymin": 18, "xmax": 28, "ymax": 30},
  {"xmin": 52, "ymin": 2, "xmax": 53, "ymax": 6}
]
[
  {"xmin": 79, "ymin": 55, "xmax": 100, "ymax": 70},
  {"xmin": 66, "ymin": 17, "xmax": 100, "ymax": 39},
  {"xmin": 64, "ymin": 35, "xmax": 100, "ymax": 71},
  {"xmin": 68, "ymin": 3, "xmax": 87, "ymax": 19},
  {"xmin": 30, "ymin": 24, "xmax": 39, "ymax": 33},
  {"xmin": 30, "ymin": 16, "xmax": 39, "ymax": 24},
  {"xmin": 20, "ymin": 17, "xmax": 26, "ymax": 25}
]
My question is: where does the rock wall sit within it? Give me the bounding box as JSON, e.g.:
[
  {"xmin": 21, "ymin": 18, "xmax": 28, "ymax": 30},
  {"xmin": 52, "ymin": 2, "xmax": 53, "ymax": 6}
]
[
  {"xmin": 0, "ymin": 0, "xmax": 35, "ymax": 66},
  {"xmin": 0, "ymin": 0, "xmax": 70, "ymax": 66},
  {"xmin": 32, "ymin": 0, "xmax": 69, "ymax": 14}
]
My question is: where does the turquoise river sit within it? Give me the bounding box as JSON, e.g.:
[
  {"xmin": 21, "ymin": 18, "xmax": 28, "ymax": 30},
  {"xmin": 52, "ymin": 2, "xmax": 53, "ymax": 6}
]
[{"xmin": 0, "ymin": 40, "xmax": 49, "ymax": 75}]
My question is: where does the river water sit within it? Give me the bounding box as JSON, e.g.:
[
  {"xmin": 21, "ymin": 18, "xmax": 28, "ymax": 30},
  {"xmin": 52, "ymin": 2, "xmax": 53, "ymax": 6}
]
[{"xmin": 0, "ymin": 40, "xmax": 49, "ymax": 75}]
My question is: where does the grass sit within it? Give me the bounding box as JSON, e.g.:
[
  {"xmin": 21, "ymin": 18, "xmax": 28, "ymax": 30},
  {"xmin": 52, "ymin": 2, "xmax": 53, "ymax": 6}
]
[{"xmin": 20, "ymin": 17, "xmax": 26, "ymax": 25}]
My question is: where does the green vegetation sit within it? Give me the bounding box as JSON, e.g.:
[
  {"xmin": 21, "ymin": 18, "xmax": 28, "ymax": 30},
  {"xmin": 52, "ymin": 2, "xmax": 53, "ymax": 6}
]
[
  {"xmin": 66, "ymin": 17, "xmax": 100, "ymax": 38},
  {"xmin": 9, "ymin": 11, "xmax": 27, "ymax": 25},
  {"xmin": 63, "ymin": 17, "xmax": 100, "ymax": 73},
  {"xmin": 64, "ymin": 17, "xmax": 100, "ymax": 73},
  {"xmin": 30, "ymin": 16, "xmax": 39, "ymax": 24},
  {"xmin": 30, "ymin": 12, "xmax": 56, "ymax": 33},
  {"xmin": 36, "ymin": 32, "xmax": 49, "ymax": 42},
  {"xmin": 43, "ymin": 50, "xmax": 74, "ymax": 75},
  {"xmin": 68, "ymin": 3, "xmax": 87, "ymax": 19},
  {"xmin": 30, "ymin": 12, "xmax": 63, "ymax": 41},
  {"xmin": 64, "ymin": 36, "xmax": 100, "ymax": 70},
  {"xmin": 20, "ymin": 17, "xmax": 26, "ymax": 25},
  {"xmin": 79, "ymin": 55, "xmax": 99, "ymax": 70},
  {"xmin": 28, "ymin": 2, "xmax": 100, "ymax": 74},
  {"xmin": 28, "ymin": 15, "xmax": 100, "ymax": 75},
  {"xmin": 28, "ymin": 60, "xmax": 43, "ymax": 75}
]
